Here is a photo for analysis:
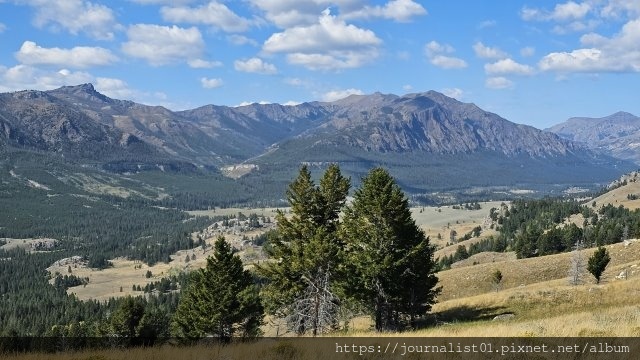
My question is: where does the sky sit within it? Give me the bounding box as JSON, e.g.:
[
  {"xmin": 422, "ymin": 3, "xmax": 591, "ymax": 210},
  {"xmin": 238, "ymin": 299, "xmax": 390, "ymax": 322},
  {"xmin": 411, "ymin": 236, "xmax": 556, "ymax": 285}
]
[{"xmin": 0, "ymin": 0, "xmax": 638, "ymax": 129}]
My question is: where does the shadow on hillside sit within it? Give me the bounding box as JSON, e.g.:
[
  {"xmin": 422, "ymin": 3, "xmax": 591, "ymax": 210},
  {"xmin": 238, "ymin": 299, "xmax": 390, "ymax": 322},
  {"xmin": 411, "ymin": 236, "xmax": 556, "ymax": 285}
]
[{"xmin": 418, "ymin": 305, "xmax": 509, "ymax": 328}]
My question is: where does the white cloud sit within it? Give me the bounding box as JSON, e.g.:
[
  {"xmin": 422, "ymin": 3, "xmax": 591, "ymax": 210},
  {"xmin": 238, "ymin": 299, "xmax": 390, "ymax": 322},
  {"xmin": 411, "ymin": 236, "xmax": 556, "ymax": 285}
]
[
  {"xmin": 282, "ymin": 100, "xmax": 301, "ymax": 106},
  {"xmin": 263, "ymin": 9, "xmax": 381, "ymax": 71},
  {"xmin": 188, "ymin": 59, "xmax": 223, "ymax": 68},
  {"xmin": 539, "ymin": 19, "xmax": 640, "ymax": 73},
  {"xmin": 485, "ymin": 77, "xmax": 514, "ymax": 89},
  {"xmin": 0, "ymin": 23, "xmax": 6, "ymax": 33},
  {"xmin": 485, "ymin": 58, "xmax": 535, "ymax": 75},
  {"xmin": 94, "ymin": 77, "xmax": 135, "ymax": 99},
  {"xmin": 522, "ymin": 1, "xmax": 591, "ymax": 22},
  {"xmin": 15, "ymin": 41, "xmax": 118, "ymax": 69},
  {"xmin": 425, "ymin": 41, "xmax": 454, "ymax": 57},
  {"xmin": 122, "ymin": 24, "xmax": 204, "ymax": 66},
  {"xmin": 473, "ymin": 42, "xmax": 508, "ymax": 59},
  {"xmin": 130, "ymin": 0, "xmax": 195, "ymax": 4},
  {"xmin": 552, "ymin": 19, "xmax": 600, "ymax": 34},
  {"xmin": 343, "ymin": 0, "xmax": 427, "ymax": 22},
  {"xmin": 22, "ymin": 0, "xmax": 118, "ymax": 40},
  {"xmin": 161, "ymin": 2, "xmax": 253, "ymax": 32},
  {"xmin": 442, "ymin": 88, "xmax": 463, "ymax": 100},
  {"xmin": 227, "ymin": 34, "xmax": 258, "ymax": 46},
  {"xmin": 402, "ymin": 84, "xmax": 413, "ymax": 92},
  {"xmin": 250, "ymin": 0, "xmax": 360, "ymax": 28},
  {"xmin": 234, "ymin": 57, "xmax": 278, "ymax": 74},
  {"xmin": 264, "ymin": 9, "xmax": 380, "ymax": 53},
  {"xmin": 425, "ymin": 41, "xmax": 467, "ymax": 69},
  {"xmin": 200, "ymin": 77, "xmax": 223, "ymax": 89},
  {"xmin": 601, "ymin": 0, "xmax": 640, "ymax": 19},
  {"xmin": 520, "ymin": 46, "xmax": 536, "ymax": 57},
  {"xmin": 0, "ymin": 64, "xmax": 92, "ymax": 92},
  {"xmin": 322, "ymin": 88, "xmax": 363, "ymax": 102},
  {"xmin": 429, "ymin": 55, "xmax": 467, "ymax": 69},
  {"xmin": 235, "ymin": 100, "xmax": 272, "ymax": 107}
]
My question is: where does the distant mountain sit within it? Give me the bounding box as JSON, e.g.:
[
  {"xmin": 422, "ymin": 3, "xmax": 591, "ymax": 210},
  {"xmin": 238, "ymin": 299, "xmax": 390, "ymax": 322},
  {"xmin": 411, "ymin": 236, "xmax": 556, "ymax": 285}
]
[
  {"xmin": 0, "ymin": 84, "xmax": 633, "ymax": 197},
  {"xmin": 546, "ymin": 112, "xmax": 640, "ymax": 164},
  {"xmin": 253, "ymin": 91, "xmax": 631, "ymax": 191}
]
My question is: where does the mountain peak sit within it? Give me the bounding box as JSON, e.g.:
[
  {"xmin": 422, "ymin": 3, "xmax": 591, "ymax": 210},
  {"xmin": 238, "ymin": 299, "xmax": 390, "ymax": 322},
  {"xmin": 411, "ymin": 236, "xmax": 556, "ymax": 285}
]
[{"xmin": 50, "ymin": 83, "xmax": 113, "ymax": 104}]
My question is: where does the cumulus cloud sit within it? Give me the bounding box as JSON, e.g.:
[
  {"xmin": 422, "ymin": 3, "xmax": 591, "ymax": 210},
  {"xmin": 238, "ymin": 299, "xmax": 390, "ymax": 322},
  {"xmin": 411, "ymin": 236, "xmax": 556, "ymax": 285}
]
[
  {"xmin": 250, "ymin": 0, "xmax": 359, "ymax": 28},
  {"xmin": 539, "ymin": 18, "xmax": 640, "ymax": 73},
  {"xmin": 600, "ymin": 0, "xmax": 640, "ymax": 19},
  {"xmin": 130, "ymin": 0, "xmax": 195, "ymax": 4},
  {"xmin": 0, "ymin": 64, "xmax": 92, "ymax": 92},
  {"xmin": 21, "ymin": 0, "xmax": 118, "ymax": 40},
  {"xmin": 473, "ymin": 42, "xmax": 508, "ymax": 59},
  {"xmin": 15, "ymin": 41, "xmax": 118, "ymax": 69},
  {"xmin": 200, "ymin": 77, "xmax": 223, "ymax": 89},
  {"xmin": 424, "ymin": 41, "xmax": 467, "ymax": 69},
  {"xmin": 227, "ymin": 34, "xmax": 258, "ymax": 46},
  {"xmin": 485, "ymin": 77, "xmax": 514, "ymax": 89},
  {"xmin": 188, "ymin": 59, "xmax": 223, "ymax": 68},
  {"xmin": 521, "ymin": 1, "xmax": 591, "ymax": 22},
  {"xmin": 94, "ymin": 77, "xmax": 135, "ymax": 99},
  {"xmin": 343, "ymin": 0, "xmax": 427, "ymax": 22},
  {"xmin": 234, "ymin": 58, "xmax": 278, "ymax": 74},
  {"xmin": 161, "ymin": 2, "xmax": 253, "ymax": 32},
  {"xmin": 263, "ymin": 9, "xmax": 381, "ymax": 71},
  {"xmin": 485, "ymin": 58, "xmax": 535, "ymax": 76},
  {"xmin": 322, "ymin": 88, "xmax": 364, "ymax": 102},
  {"xmin": 122, "ymin": 24, "xmax": 204, "ymax": 66},
  {"xmin": 442, "ymin": 88, "xmax": 463, "ymax": 100}
]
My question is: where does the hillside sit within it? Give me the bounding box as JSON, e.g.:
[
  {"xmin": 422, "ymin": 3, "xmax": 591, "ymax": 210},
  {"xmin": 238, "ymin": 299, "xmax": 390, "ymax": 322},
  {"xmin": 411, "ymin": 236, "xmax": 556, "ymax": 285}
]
[
  {"xmin": 547, "ymin": 111, "xmax": 640, "ymax": 164},
  {"xmin": 590, "ymin": 171, "xmax": 640, "ymax": 210},
  {"xmin": 254, "ymin": 92, "xmax": 632, "ymax": 192},
  {"xmin": 0, "ymin": 85, "xmax": 633, "ymax": 202}
]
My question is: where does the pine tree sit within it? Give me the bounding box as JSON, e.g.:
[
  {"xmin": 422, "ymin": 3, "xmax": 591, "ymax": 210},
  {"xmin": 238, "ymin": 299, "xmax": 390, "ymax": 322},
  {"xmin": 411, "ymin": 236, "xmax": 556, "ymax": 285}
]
[
  {"xmin": 171, "ymin": 236, "xmax": 263, "ymax": 341},
  {"xmin": 110, "ymin": 296, "xmax": 146, "ymax": 338},
  {"xmin": 259, "ymin": 164, "xmax": 350, "ymax": 336},
  {"xmin": 341, "ymin": 167, "xmax": 440, "ymax": 331},
  {"xmin": 587, "ymin": 246, "xmax": 611, "ymax": 284}
]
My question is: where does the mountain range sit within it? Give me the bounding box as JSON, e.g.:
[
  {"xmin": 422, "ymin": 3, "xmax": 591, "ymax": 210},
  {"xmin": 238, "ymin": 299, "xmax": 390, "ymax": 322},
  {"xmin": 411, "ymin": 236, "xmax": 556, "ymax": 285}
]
[
  {"xmin": 0, "ymin": 84, "xmax": 633, "ymax": 201},
  {"xmin": 546, "ymin": 111, "xmax": 640, "ymax": 165}
]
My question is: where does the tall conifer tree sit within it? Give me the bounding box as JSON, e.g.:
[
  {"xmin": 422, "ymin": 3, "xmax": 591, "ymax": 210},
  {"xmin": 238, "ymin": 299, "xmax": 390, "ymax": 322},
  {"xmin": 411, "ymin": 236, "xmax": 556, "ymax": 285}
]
[
  {"xmin": 341, "ymin": 167, "xmax": 440, "ymax": 331},
  {"xmin": 260, "ymin": 164, "xmax": 350, "ymax": 336},
  {"xmin": 171, "ymin": 236, "xmax": 263, "ymax": 340}
]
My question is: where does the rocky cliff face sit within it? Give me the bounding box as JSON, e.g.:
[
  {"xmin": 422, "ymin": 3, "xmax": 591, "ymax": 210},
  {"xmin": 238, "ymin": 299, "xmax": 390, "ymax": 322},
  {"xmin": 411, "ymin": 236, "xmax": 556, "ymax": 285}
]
[
  {"xmin": 547, "ymin": 112, "xmax": 640, "ymax": 164},
  {"xmin": 0, "ymin": 84, "xmax": 632, "ymax": 189}
]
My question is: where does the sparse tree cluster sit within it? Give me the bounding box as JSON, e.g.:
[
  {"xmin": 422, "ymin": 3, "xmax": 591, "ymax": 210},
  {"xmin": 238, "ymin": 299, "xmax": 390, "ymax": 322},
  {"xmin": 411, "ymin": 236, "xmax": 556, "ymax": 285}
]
[{"xmin": 260, "ymin": 165, "xmax": 440, "ymax": 334}]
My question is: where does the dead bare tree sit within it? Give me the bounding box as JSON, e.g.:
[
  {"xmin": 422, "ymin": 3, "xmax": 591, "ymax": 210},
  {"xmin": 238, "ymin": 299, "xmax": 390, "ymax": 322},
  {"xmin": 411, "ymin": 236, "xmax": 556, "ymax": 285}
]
[
  {"xmin": 568, "ymin": 239, "xmax": 586, "ymax": 285},
  {"xmin": 286, "ymin": 267, "xmax": 340, "ymax": 336}
]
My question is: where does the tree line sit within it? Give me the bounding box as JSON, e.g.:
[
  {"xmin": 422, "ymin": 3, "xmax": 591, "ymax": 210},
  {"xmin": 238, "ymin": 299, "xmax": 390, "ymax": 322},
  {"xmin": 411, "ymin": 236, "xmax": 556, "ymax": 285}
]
[{"xmin": 172, "ymin": 164, "xmax": 440, "ymax": 338}]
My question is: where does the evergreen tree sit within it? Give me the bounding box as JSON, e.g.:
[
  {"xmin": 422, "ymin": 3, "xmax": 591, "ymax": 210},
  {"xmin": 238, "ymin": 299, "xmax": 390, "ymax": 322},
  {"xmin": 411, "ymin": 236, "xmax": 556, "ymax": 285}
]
[
  {"xmin": 587, "ymin": 246, "xmax": 611, "ymax": 284},
  {"xmin": 171, "ymin": 236, "xmax": 263, "ymax": 341},
  {"xmin": 341, "ymin": 167, "xmax": 440, "ymax": 331},
  {"xmin": 110, "ymin": 296, "xmax": 146, "ymax": 338},
  {"xmin": 259, "ymin": 164, "xmax": 350, "ymax": 336}
]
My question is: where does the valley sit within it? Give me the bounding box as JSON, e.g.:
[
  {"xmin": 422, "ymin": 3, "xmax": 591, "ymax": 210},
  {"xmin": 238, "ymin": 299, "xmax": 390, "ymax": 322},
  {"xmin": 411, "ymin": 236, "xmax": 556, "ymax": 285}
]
[{"xmin": 2, "ymin": 84, "xmax": 640, "ymax": 353}]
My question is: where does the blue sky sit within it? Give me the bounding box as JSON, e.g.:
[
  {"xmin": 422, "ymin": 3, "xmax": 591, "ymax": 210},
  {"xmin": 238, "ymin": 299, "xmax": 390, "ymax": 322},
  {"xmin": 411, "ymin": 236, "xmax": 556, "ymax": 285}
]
[{"xmin": 0, "ymin": 0, "xmax": 638, "ymax": 128}]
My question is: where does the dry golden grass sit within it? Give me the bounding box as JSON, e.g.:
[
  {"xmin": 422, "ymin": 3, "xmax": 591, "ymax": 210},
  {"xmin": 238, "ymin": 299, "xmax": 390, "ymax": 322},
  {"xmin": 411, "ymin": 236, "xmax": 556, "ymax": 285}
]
[
  {"xmin": 48, "ymin": 228, "xmax": 269, "ymax": 301},
  {"xmin": 436, "ymin": 240, "xmax": 640, "ymax": 301},
  {"xmin": 589, "ymin": 177, "xmax": 640, "ymax": 210}
]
